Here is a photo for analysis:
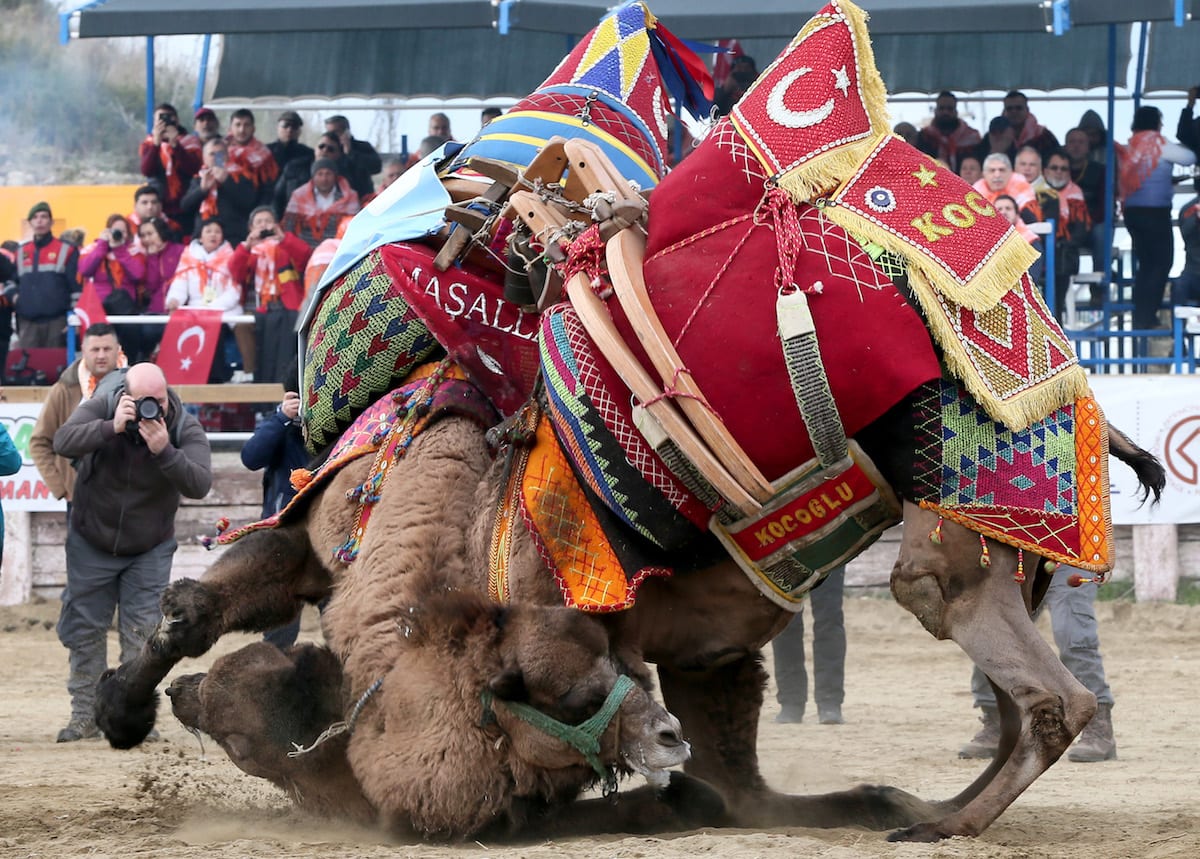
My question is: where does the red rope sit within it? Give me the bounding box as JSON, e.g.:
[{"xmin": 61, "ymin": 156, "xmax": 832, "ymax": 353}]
[
  {"xmin": 756, "ymin": 187, "xmax": 806, "ymax": 293},
  {"xmin": 560, "ymin": 224, "xmax": 607, "ymax": 293}
]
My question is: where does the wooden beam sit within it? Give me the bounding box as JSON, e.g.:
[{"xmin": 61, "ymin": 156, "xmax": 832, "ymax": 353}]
[{"xmin": 2, "ymin": 383, "xmax": 284, "ymax": 405}]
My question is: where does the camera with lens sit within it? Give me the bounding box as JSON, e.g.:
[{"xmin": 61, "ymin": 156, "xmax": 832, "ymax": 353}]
[
  {"xmin": 257, "ymin": 228, "xmax": 273, "ymax": 240},
  {"xmin": 124, "ymin": 396, "xmax": 164, "ymax": 441},
  {"xmin": 157, "ymin": 111, "xmax": 171, "ymax": 123},
  {"xmin": 110, "ymin": 229, "xmax": 125, "ymax": 243}
]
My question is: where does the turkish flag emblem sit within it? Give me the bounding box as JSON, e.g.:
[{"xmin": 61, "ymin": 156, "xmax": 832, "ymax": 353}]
[
  {"xmin": 73, "ymin": 281, "xmax": 108, "ymax": 332},
  {"xmin": 156, "ymin": 308, "xmax": 224, "ymax": 384},
  {"xmin": 730, "ymin": 3, "xmax": 873, "ymax": 175}
]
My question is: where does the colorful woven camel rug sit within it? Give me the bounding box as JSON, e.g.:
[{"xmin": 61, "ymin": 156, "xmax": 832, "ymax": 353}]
[
  {"xmin": 210, "ymin": 364, "xmax": 495, "ymax": 551},
  {"xmin": 912, "ymin": 376, "xmax": 1112, "ymax": 572}
]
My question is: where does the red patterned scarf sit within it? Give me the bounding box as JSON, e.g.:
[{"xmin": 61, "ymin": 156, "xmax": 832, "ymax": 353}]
[
  {"xmin": 149, "ymin": 134, "xmax": 203, "ymax": 202},
  {"xmin": 284, "ymin": 177, "xmax": 361, "ymax": 244},
  {"xmin": 226, "ymin": 137, "xmax": 279, "ymax": 190},
  {"xmin": 1116, "ymin": 131, "xmax": 1164, "ymax": 202}
]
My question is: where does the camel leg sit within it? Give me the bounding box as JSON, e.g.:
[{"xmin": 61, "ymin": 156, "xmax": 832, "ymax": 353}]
[
  {"xmin": 657, "ymin": 655, "xmax": 937, "ymax": 830},
  {"xmin": 489, "ymin": 772, "xmax": 729, "ymax": 840},
  {"xmin": 95, "ymin": 522, "xmax": 325, "ymax": 748},
  {"xmin": 888, "ymin": 502, "xmax": 1095, "ymax": 842}
]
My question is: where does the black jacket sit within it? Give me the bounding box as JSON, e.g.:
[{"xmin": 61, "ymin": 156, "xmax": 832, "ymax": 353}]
[{"xmin": 53, "ymin": 387, "xmax": 212, "ymax": 556}]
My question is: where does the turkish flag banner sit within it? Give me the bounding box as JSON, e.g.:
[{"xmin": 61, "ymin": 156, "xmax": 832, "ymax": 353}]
[
  {"xmin": 73, "ymin": 281, "xmax": 108, "ymax": 332},
  {"xmin": 156, "ymin": 308, "xmax": 224, "ymax": 384}
]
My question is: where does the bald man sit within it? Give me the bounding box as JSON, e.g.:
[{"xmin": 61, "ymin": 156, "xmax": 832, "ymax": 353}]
[{"xmin": 50, "ymin": 362, "xmax": 212, "ymax": 742}]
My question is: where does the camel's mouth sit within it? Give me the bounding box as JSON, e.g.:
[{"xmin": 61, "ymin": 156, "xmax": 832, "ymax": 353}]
[{"xmin": 623, "ymin": 738, "xmax": 690, "ymax": 788}]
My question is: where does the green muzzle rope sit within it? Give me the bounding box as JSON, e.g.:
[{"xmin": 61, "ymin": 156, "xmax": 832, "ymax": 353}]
[{"xmin": 481, "ymin": 673, "xmax": 636, "ymax": 797}]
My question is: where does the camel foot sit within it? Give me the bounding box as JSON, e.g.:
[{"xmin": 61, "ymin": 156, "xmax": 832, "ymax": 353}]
[
  {"xmin": 836, "ymin": 784, "xmax": 939, "ymax": 830},
  {"xmin": 658, "ymin": 771, "xmax": 730, "ymax": 829},
  {"xmin": 94, "ymin": 663, "xmax": 160, "ymax": 749},
  {"xmin": 156, "ymin": 578, "xmax": 224, "ymax": 659},
  {"xmin": 887, "ymin": 821, "xmax": 953, "ymax": 842}
]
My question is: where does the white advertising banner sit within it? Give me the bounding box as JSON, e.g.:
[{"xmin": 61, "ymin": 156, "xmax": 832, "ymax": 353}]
[
  {"xmin": 0, "ymin": 403, "xmax": 68, "ymax": 512},
  {"xmin": 1089, "ymin": 375, "xmax": 1200, "ymax": 525}
]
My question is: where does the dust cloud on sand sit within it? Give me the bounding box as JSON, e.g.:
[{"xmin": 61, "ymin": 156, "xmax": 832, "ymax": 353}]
[{"xmin": 2, "ymin": 594, "xmax": 1197, "ymax": 859}]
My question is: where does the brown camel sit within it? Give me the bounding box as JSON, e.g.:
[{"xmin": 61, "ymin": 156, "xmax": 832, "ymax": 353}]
[
  {"xmin": 97, "ymin": 421, "xmax": 717, "ymax": 839},
  {"xmin": 163, "ymin": 573, "xmax": 722, "ymax": 838},
  {"xmin": 95, "ymin": 391, "xmax": 1164, "ymax": 841}
]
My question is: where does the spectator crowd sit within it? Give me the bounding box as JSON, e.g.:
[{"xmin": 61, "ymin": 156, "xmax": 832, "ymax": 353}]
[{"xmin": 0, "ymin": 106, "xmax": 476, "ymax": 385}]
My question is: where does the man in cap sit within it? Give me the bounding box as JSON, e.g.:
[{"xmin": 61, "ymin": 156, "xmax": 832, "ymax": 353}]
[
  {"xmin": 14, "ymin": 202, "xmax": 78, "ymax": 348},
  {"xmin": 268, "ymin": 110, "xmax": 314, "ymax": 184},
  {"xmin": 282, "ymin": 158, "xmax": 361, "ymax": 248},
  {"xmin": 139, "ymin": 102, "xmax": 203, "ymax": 234},
  {"xmin": 193, "ymin": 106, "xmax": 222, "ymax": 144}
]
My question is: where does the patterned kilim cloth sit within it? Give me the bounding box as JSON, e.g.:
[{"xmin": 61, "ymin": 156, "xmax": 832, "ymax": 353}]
[
  {"xmin": 211, "ymin": 364, "xmax": 495, "ymax": 550},
  {"xmin": 540, "ymin": 303, "xmax": 710, "ymax": 550},
  {"xmin": 380, "ymin": 241, "xmax": 544, "ymax": 417},
  {"xmin": 519, "ymin": 411, "xmax": 673, "ymax": 612},
  {"xmin": 446, "ymin": 1, "xmax": 711, "ymax": 190},
  {"xmin": 912, "ymin": 376, "xmax": 1112, "ymax": 572},
  {"xmin": 303, "ymin": 249, "xmax": 442, "ymax": 453}
]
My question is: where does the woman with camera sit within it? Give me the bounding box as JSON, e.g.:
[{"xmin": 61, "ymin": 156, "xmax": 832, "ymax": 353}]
[{"xmin": 79, "ymin": 215, "xmax": 149, "ymax": 360}]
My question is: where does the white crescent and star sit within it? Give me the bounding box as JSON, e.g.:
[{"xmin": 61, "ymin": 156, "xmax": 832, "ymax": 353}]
[
  {"xmin": 766, "ymin": 64, "xmax": 852, "ymax": 130},
  {"xmin": 176, "ymin": 324, "xmax": 208, "ymax": 370}
]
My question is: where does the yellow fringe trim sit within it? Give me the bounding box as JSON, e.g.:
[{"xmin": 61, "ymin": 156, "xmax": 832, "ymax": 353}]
[
  {"xmin": 777, "ymin": 0, "xmax": 891, "ymax": 202},
  {"xmin": 821, "ymin": 197, "xmax": 1041, "ymax": 312},
  {"xmin": 736, "ymin": 0, "xmax": 892, "ymax": 203},
  {"xmin": 906, "ymin": 266, "xmax": 1091, "ymax": 430}
]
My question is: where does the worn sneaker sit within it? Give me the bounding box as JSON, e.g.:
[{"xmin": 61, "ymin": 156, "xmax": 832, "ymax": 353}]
[
  {"xmin": 56, "ymin": 718, "xmax": 100, "ymax": 743},
  {"xmin": 1068, "ymin": 703, "xmax": 1117, "ymax": 762},
  {"xmin": 774, "ymin": 705, "xmax": 805, "ymax": 724},
  {"xmin": 958, "ymin": 708, "xmax": 1001, "ymax": 759},
  {"xmin": 818, "ymin": 704, "xmax": 844, "ymax": 725}
]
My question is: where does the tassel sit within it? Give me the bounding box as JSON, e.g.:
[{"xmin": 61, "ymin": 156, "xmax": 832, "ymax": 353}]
[
  {"xmin": 978, "ymin": 534, "xmax": 990, "ymax": 568},
  {"xmin": 928, "ymin": 517, "xmax": 944, "ymax": 545},
  {"xmin": 290, "ymin": 467, "xmax": 314, "ymax": 491},
  {"xmin": 1014, "ymin": 549, "xmax": 1025, "ymax": 583},
  {"xmin": 1067, "ymin": 573, "xmax": 1094, "ymax": 587},
  {"xmin": 1043, "ymin": 560, "xmax": 1058, "ymax": 574},
  {"xmin": 215, "ymin": 517, "xmax": 230, "ymax": 534}
]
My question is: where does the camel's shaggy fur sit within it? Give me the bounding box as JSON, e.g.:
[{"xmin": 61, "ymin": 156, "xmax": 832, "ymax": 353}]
[{"xmin": 97, "ymin": 396, "xmax": 1164, "ymax": 842}]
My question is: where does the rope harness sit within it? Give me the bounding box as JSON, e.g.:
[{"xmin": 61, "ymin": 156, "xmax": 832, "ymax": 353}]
[{"xmin": 480, "ymin": 673, "xmax": 636, "ymax": 797}]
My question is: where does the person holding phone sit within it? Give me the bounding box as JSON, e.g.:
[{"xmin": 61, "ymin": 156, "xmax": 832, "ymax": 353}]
[
  {"xmin": 228, "ymin": 206, "xmax": 312, "ymax": 383},
  {"xmin": 138, "ymin": 103, "xmax": 203, "ymax": 234},
  {"xmin": 180, "ymin": 138, "xmax": 258, "ymax": 245}
]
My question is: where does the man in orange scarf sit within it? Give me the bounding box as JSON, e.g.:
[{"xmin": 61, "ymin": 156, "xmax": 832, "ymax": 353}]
[
  {"xmin": 225, "ymin": 109, "xmax": 280, "ymax": 209},
  {"xmin": 1001, "ymin": 90, "xmax": 1060, "ymax": 159},
  {"xmin": 916, "ymin": 91, "xmax": 981, "ymax": 173},
  {"xmin": 138, "ymin": 103, "xmax": 202, "ymax": 235},
  {"xmin": 1117, "ymin": 105, "xmax": 1197, "ymax": 328},
  {"xmin": 230, "ymin": 206, "xmax": 312, "ymax": 383},
  {"xmin": 282, "ymin": 159, "xmax": 361, "ymax": 249}
]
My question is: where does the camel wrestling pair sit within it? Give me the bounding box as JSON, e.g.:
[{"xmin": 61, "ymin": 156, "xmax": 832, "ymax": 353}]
[{"xmin": 95, "ymin": 0, "xmax": 1164, "ymax": 844}]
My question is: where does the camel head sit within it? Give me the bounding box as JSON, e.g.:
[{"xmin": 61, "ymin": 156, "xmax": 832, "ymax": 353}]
[
  {"xmin": 480, "ymin": 600, "xmax": 690, "ymax": 791},
  {"xmin": 348, "ymin": 579, "xmax": 689, "ymax": 835}
]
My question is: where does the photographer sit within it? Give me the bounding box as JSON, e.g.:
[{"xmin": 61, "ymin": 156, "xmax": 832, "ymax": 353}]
[
  {"xmin": 139, "ymin": 103, "xmax": 203, "ymax": 235},
  {"xmin": 229, "ymin": 206, "xmax": 312, "ymax": 383},
  {"xmin": 51, "ymin": 362, "xmax": 211, "ymax": 743},
  {"xmin": 714, "ymin": 54, "xmax": 759, "ymax": 116},
  {"xmin": 180, "ymin": 139, "xmax": 258, "ymax": 245},
  {"xmin": 79, "ymin": 214, "xmax": 146, "ymax": 314}
]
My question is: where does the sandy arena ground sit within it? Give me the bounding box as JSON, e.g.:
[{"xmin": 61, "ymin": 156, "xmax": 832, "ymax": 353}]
[{"xmin": 2, "ymin": 592, "xmax": 1197, "ymax": 859}]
